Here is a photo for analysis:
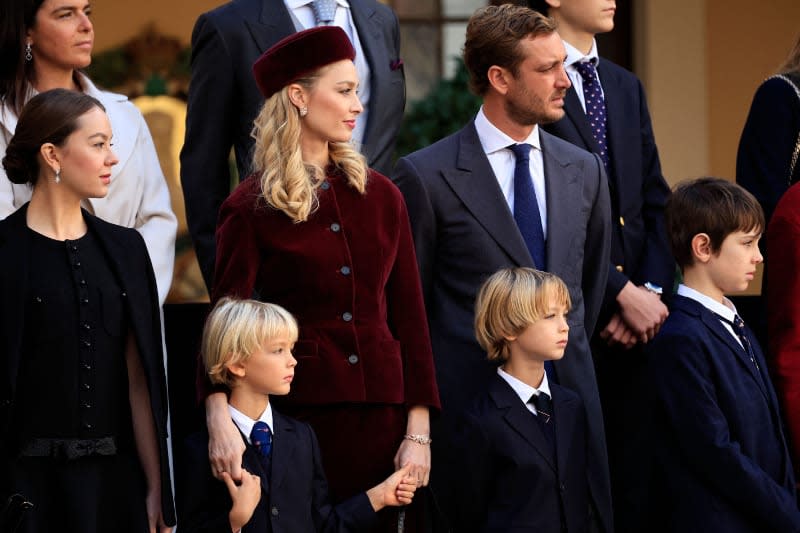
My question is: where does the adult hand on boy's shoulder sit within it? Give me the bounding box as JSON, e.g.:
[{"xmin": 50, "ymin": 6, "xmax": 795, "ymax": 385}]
[
  {"xmin": 223, "ymin": 469, "xmax": 261, "ymax": 532},
  {"xmin": 614, "ymin": 281, "xmax": 669, "ymax": 344}
]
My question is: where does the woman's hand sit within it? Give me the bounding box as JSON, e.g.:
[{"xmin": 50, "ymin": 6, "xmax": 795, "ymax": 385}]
[
  {"xmin": 206, "ymin": 392, "xmax": 245, "ymax": 481},
  {"xmin": 393, "ymin": 405, "xmax": 431, "ymax": 486}
]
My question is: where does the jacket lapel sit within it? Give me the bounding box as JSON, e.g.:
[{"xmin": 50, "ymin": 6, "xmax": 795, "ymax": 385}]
[
  {"xmin": 240, "ymin": 432, "xmax": 272, "ymax": 495},
  {"xmin": 244, "ymin": 0, "xmax": 296, "ymax": 56},
  {"xmin": 541, "ymin": 130, "xmax": 582, "ymax": 274},
  {"xmin": 489, "ymin": 375, "xmax": 556, "ymax": 472},
  {"xmin": 562, "ymin": 87, "xmax": 600, "ymax": 154},
  {"xmin": 350, "ymin": 0, "xmax": 385, "ymax": 146},
  {"xmin": 552, "ymin": 386, "xmax": 579, "ymax": 479},
  {"xmin": 270, "ymin": 410, "xmax": 296, "ymax": 492},
  {"xmin": 596, "ymin": 63, "xmax": 625, "ymax": 190},
  {"xmin": 441, "ymin": 122, "xmax": 533, "ymax": 268}
]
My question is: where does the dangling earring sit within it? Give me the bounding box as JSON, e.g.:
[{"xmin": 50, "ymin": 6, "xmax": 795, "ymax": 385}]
[
  {"xmin": 54, "ymin": 169, "xmax": 61, "ymax": 184},
  {"xmin": 25, "ymin": 43, "xmax": 32, "ymax": 62},
  {"xmin": 299, "ymin": 106, "xmax": 308, "ymax": 117}
]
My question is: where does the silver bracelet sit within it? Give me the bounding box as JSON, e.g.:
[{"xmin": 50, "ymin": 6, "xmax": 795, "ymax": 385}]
[{"xmin": 403, "ymin": 433, "xmax": 432, "ymax": 445}]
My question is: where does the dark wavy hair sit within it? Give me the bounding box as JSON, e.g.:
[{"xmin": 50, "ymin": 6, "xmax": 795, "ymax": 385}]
[
  {"xmin": 0, "ymin": 0, "xmax": 45, "ymax": 115},
  {"xmin": 2, "ymin": 88, "xmax": 105, "ymax": 186}
]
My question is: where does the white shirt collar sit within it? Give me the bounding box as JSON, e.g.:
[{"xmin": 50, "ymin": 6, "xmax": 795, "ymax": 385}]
[
  {"xmin": 677, "ymin": 284, "xmax": 739, "ymax": 322},
  {"xmin": 497, "ymin": 366, "xmax": 551, "ymax": 404},
  {"xmin": 229, "ymin": 402, "xmax": 274, "ymax": 444},
  {"xmin": 474, "ymin": 106, "xmax": 541, "ymax": 156},
  {"xmin": 564, "ymin": 38, "xmax": 600, "ymax": 68}
]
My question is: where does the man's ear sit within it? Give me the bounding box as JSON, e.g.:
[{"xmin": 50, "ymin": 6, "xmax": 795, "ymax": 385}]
[
  {"xmin": 487, "ymin": 65, "xmax": 512, "ymax": 96},
  {"xmin": 691, "ymin": 233, "xmax": 713, "ymax": 263}
]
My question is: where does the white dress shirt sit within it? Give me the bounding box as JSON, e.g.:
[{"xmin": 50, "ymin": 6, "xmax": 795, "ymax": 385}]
[
  {"xmin": 285, "ymin": 0, "xmax": 371, "ymax": 147},
  {"xmin": 474, "ymin": 107, "xmax": 548, "ymax": 236},
  {"xmin": 497, "ymin": 366, "xmax": 552, "ymax": 417}
]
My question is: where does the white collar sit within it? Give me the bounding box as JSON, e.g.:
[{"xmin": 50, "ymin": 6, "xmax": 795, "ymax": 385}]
[
  {"xmin": 284, "ymin": 0, "xmax": 350, "ymax": 9},
  {"xmin": 474, "ymin": 106, "xmax": 541, "ymax": 157},
  {"xmin": 677, "ymin": 284, "xmax": 738, "ymax": 322},
  {"xmin": 497, "ymin": 366, "xmax": 551, "ymax": 404},
  {"xmin": 229, "ymin": 402, "xmax": 274, "ymax": 444},
  {"xmin": 564, "ymin": 38, "xmax": 600, "ymax": 68}
]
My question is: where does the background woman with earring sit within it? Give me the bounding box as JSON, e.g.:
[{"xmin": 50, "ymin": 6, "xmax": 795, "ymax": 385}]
[
  {"xmin": 0, "ymin": 89, "xmax": 174, "ymax": 533},
  {"xmin": 200, "ymin": 27, "xmax": 440, "ymax": 532},
  {"xmin": 0, "ymin": 0, "xmax": 177, "ymax": 304}
]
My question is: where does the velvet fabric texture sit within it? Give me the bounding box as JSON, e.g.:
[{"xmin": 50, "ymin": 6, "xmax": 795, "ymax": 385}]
[
  {"xmin": 205, "ymin": 168, "xmax": 439, "ymax": 526},
  {"xmin": 252, "ymin": 27, "xmax": 356, "ymax": 99}
]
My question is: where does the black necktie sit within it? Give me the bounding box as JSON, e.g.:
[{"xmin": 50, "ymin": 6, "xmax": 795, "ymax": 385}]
[
  {"xmin": 509, "ymin": 143, "xmax": 546, "ymax": 270},
  {"xmin": 529, "ymin": 391, "xmax": 556, "ymax": 451}
]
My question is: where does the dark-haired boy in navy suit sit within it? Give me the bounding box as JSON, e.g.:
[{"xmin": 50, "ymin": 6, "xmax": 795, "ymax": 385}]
[
  {"xmin": 446, "ymin": 267, "xmax": 590, "ymax": 533},
  {"xmin": 181, "ymin": 297, "xmax": 417, "ymax": 533},
  {"xmin": 647, "ymin": 178, "xmax": 800, "ymax": 532}
]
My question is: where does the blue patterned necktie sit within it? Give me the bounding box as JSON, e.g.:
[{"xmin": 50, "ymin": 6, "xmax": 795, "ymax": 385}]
[
  {"xmin": 250, "ymin": 421, "xmax": 272, "ymax": 457},
  {"xmin": 312, "ymin": 0, "xmax": 337, "ymax": 25},
  {"xmin": 509, "ymin": 143, "xmax": 546, "ymax": 270},
  {"xmin": 574, "ymin": 61, "xmax": 609, "ymax": 170}
]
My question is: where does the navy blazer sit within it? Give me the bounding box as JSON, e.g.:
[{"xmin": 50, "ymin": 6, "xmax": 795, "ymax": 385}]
[
  {"xmin": 543, "ymin": 57, "xmax": 673, "ymax": 313},
  {"xmin": 0, "ymin": 204, "xmax": 175, "ymax": 526},
  {"xmin": 446, "ymin": 374, "xmax": 589, "ymax": 533},
  {"xmin": 392, "ymin": 120, "xmax": 612, "ymax": 533},
  {"xmin": 180, "ymin": 0, "xmax": 406, "ymax": 288},
  {"xmin": 180, "ymin": 409, "xmax": 377, "ymax": 533},
  {"xmin": 647, "ymin": 295, "xmax": 800, "ymax": 533}
]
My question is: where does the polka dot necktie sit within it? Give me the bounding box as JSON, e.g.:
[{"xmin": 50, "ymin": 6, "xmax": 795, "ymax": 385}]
[
  {"xmin": 312, "ymin": 0, "xmax": 337, "ymax": 25},
  {"xmin": 574, "ymin": 60, "xmax": 609, "ymax": 170}
]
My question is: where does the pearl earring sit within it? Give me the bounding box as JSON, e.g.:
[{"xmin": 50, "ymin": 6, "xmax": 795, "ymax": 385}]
[{"xmin": 54, "ymin": 169, "xmax": 61, "ymax": 184}]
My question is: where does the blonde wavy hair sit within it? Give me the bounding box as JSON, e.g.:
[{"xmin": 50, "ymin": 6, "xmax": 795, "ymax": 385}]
[
  {"xmin": 475, "ymin": 267, "xmax": 571, "ymax": 362},
  {"xmin": 250, "ymin": 69, "xmax": 368, "ymax": 223},
  {"xmin": 201, "ymin": 297, "xmax": 299, "ymax": 388}
]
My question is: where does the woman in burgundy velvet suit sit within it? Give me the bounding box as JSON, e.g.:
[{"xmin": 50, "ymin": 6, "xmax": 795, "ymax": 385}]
[{"xmin": 199, "ymin": 28, "xmax": 439, "ymax": 532}]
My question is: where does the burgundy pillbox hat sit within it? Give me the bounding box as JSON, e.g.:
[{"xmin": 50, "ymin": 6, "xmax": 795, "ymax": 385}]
[{"xmin": 252, "ymin": 26, "xmax": 356, "ymax": 99}]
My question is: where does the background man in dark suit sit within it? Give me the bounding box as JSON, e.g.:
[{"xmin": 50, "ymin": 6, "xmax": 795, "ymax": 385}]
[
  {"xmin": 180, "ymin": 0, "xmax": 406, "ymax": 289},
  {"xmin": 392, "ymin": 5, "xmax": 612, "ymax": 532},
  {"xmin": 527, "ymin": 2, "xmax": 674, "ymax": 529}
]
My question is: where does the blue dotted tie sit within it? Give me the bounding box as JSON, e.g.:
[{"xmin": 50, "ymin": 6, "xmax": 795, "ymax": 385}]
[
  {"xmin": 312, "ymin": 0, "xmax": 337, "ymax": 25},
  {"xmin": 509, "ymin": 143, "xmax": 546, "ymax": 270},
  {"xmin": 250, "ymin": 421, "xmax": 272, "ymax": 457},
  {"xmin": 574, "ymin": 61, "xmax": 609, "ymax": 170}
]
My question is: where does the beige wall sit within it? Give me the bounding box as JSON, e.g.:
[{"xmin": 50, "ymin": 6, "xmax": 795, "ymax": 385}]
[{"xmin": 91, "ymin": 0, "xmax": 226, "ymax": 50}]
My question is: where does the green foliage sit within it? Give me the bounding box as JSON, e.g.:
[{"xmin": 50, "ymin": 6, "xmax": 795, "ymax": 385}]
[{"xmin": 395, "ymin": 58, "xmax": 481, "ymax": 159}]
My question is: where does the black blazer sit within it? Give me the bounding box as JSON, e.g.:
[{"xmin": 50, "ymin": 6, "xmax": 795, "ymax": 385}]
[
  {"xmin": 543, "ymin": 58, "xmax": 673, "ymax": 316},
  {"xmin": 446, "ymin": 374, "xmax": 589, "ymax": 533},
  {"xmin": 0, "ymin": 205, "xmax": 175, "ymax": 526},
  {"xmin": 647, "ymin": 295, "xmax": 800, "ymax": 532},
  {"xmin": 180, "ymin": 409, "xmax": 377, "ymax": 533},
  {"xmin": 392, "ymin": 120, "xmax": 613, "ymax": 533},
  {"xmin": 180, "ymin": 0, "xmax": 406, "ymax": 288}
]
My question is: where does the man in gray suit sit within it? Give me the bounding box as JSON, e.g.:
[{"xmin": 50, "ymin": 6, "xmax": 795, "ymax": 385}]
[
  {"xmin": 392, "ymin": 5, "xmax": 613, "ymax": 532},
  {"xmin": 181, "ymin": 0, "xmax": 406, "ymax": 290}
]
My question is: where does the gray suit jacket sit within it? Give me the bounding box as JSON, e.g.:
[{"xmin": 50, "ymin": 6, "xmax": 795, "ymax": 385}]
[
  {"xmin": 180, "ymin": 0, "xmax": 406, "ymax": 289},
  {"xmin": 392, "ymin": 120, "xmax": 613, "ymax": 533}
]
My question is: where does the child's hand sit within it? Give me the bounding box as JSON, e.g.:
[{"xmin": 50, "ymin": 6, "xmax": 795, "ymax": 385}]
[
  {"xmin": 223, "ymin": 469, "xmax": 261, "ymax": 531},
  {"xmin": 366, "ymin": 463, "xmax": 418, "ymax": 511}
]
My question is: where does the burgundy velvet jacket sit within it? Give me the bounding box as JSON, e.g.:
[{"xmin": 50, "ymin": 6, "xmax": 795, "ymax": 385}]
[
  {"xmin": 767, "ymin": 181, "xmax": 800, "ymax": 477},
  {"xmin": 206, "ymin": 168, "xmax": 440, "ymax": 409}
]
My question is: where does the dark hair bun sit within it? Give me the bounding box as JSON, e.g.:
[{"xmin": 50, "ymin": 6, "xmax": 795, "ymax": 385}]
[{"xmin": 2, "ymin": 140, "xmax": 36, "ymax": 185}]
